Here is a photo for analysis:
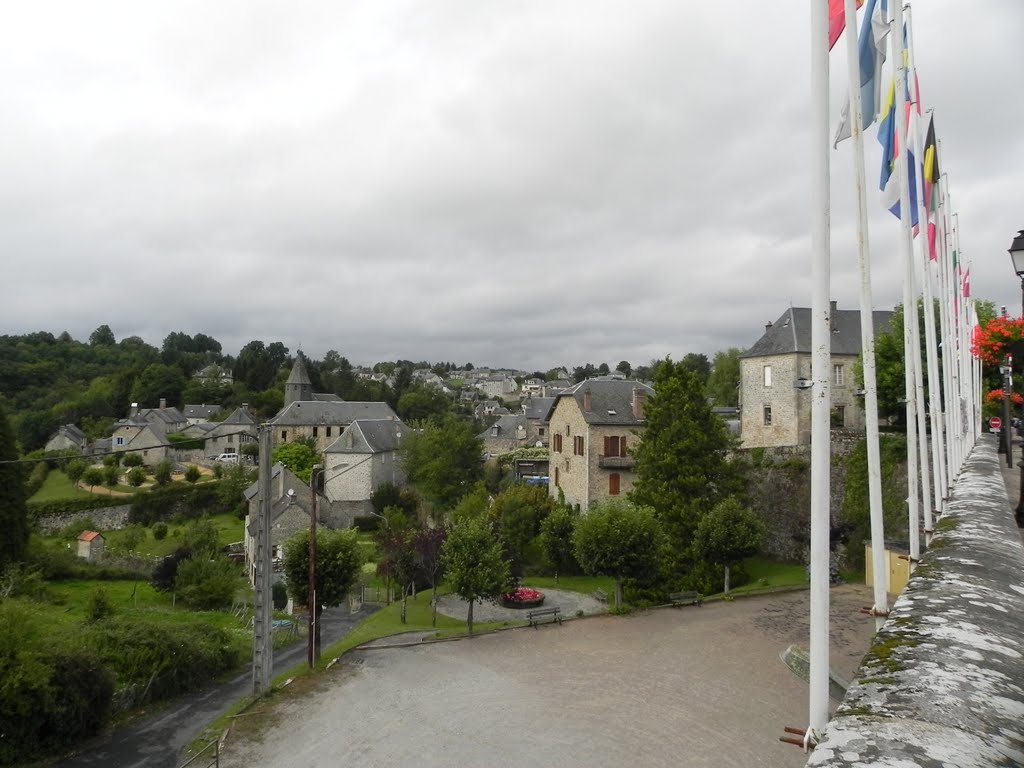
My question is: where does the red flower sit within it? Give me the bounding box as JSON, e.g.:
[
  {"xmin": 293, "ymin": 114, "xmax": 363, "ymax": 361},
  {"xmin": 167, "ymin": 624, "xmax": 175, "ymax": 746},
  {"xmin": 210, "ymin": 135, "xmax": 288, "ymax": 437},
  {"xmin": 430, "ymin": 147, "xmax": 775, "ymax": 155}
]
[
  {"xmin": 972, "ymin": 316, "xmax": 1024, "ymax": 366},
  {"xmin": 501, "ymin": 587, "xmax": 544, "ymax": 602},
  {"xmin": 985, "ymin": 389, "xmax": 1024, "ymax": 405}
]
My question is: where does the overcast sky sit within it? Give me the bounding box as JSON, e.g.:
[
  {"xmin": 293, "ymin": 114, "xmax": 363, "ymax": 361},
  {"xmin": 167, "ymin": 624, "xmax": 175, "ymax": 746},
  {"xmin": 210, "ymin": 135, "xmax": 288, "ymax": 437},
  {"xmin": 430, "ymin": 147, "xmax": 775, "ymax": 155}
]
[{"xmin": 1, "ymin": 1, "xmax": 1020, "ymax": 372}]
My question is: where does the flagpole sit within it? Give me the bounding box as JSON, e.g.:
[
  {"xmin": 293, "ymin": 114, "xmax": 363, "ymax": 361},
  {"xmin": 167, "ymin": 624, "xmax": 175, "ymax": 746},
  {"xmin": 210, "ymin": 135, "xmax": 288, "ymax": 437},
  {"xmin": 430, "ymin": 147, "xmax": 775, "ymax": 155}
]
[
  {"xmin": 892, "ymin": 0, "xmax": 921, "ymax": 568},
  {"xmin": 808, "ymin": 0, "xmax": 832, "ymax": 743},
  {"xmin": 904, "ymin": 6, "xmax": 942, "ymax": 539},
  {"xmin": 936, "ymin": 168, "xmax": 956, "ymax": 489},
  {"xmin": 843, "ymin": 0, "xmax": 888, "ymax": 631}
]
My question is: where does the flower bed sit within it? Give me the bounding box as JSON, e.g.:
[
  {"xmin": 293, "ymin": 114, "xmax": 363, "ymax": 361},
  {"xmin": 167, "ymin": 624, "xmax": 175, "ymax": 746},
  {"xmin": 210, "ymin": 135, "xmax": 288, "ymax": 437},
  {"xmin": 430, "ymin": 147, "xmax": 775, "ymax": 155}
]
[{"xmin": 500, "ymin": 587, "xmax": 545, "ymax": 609}]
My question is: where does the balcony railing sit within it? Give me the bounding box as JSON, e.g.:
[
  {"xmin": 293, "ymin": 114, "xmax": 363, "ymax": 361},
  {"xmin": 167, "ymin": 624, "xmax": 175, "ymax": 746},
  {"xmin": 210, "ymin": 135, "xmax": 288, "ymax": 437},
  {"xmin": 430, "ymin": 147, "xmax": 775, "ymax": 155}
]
[{"xmin": 598, "ymin": 455, "xmax": 635, "ymax": 469}]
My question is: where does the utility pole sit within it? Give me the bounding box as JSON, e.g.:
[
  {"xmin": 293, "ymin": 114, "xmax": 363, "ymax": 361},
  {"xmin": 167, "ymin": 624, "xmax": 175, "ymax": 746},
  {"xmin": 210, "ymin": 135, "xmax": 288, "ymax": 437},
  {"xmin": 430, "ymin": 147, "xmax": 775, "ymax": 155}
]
[
  {"xmin": 252, "ymin": 425, "xmax": 274, "ymax": 695},
  {"xmin": 308, "ymin": 464, "xmax": 322, "ymax": 668}
]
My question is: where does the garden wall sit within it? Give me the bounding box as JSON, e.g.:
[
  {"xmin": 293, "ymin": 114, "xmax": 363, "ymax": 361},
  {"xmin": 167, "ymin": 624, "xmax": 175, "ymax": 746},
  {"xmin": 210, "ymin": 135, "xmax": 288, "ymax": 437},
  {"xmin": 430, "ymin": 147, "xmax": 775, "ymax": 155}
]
[{"xmin": 35, "ymin": 505, "xmax": 132, "ymax": 534}]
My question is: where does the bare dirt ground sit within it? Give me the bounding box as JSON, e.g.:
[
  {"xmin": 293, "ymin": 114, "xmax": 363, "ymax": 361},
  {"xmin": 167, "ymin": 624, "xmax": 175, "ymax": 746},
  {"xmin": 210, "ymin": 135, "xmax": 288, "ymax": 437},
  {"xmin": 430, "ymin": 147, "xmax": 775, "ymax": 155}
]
[{"xmin": 219, "ymin": 585, "xmax": 875, "ymax": 768}]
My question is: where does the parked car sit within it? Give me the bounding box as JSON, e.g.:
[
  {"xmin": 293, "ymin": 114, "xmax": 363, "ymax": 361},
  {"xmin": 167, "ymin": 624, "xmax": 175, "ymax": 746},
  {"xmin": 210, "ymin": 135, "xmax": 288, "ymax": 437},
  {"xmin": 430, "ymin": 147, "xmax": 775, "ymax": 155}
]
[{"xmin": 215, "ymin": 453, "xmax": 239, "ymax": 464}]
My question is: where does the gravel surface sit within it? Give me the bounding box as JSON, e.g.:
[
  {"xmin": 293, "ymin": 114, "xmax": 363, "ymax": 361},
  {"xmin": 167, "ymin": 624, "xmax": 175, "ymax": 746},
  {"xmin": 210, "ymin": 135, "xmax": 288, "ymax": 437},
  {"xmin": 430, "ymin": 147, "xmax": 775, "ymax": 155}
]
[
  {"xmin": 434, "ymin": 587, "xmax": 607, "ymax": 623},
  {"xmin": 219, "ymin": 585, "xmax": 876, "ymax": 768}
]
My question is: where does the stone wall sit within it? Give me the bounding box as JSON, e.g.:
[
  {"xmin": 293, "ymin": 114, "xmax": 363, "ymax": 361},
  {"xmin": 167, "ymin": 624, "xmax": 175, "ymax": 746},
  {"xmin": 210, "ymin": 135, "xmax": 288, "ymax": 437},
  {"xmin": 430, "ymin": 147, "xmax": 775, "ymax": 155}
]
[
  {"xmin": 807, "ymin": 436, "xmax": 1024, "ymax": 767},
  {"xmin": 35, "ymin": 505, "xmax": 132, "ymax": 534}
]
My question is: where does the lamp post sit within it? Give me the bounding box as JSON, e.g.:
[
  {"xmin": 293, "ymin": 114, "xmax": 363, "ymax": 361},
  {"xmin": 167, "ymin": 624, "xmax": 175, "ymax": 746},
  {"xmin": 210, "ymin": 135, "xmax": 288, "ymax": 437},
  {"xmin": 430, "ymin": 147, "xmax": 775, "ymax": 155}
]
[
  {"xmin": 1007, "ymin": 230, "xmax": 1024, "ymax": 522},
  {"xmin": 1000, "ymin": 360, "xmax": 1013, "ymax": 467},
  {"xmin": 307, "ymin": 464, "xmax": 323, "ymax": 668}
]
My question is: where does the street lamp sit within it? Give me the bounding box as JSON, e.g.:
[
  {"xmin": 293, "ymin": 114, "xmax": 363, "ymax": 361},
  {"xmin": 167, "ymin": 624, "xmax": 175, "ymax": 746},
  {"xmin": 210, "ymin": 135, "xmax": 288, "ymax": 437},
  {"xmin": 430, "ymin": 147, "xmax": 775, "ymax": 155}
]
[
  {"xmin": 1008, "ymin": 230, "xmax": 1024, "ymax": 523},
  {"xmin": 1000, "ymin": 360, "xmax": 1013, "ymax": 467}
]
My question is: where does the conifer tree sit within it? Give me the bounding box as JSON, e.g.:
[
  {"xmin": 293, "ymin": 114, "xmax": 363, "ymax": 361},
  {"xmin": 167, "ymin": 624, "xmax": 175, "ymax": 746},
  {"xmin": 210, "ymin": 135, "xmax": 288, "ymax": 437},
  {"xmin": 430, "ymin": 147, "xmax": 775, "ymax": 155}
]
[{"xmin": 0, "ymin": 401, "xmax": 29, "ymax": 569}]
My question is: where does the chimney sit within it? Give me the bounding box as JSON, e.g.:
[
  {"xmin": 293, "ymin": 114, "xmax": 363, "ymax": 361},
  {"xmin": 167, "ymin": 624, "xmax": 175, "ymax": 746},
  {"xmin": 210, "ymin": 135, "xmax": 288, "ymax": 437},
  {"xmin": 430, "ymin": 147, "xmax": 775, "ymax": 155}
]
[
  {"xmin": 583, "ymin": 390, "xmax": 592, "ymax": 412},
  {"xmin": 159, "ymin": 398, "xmax": 167, "ymax": 410},
  {"xmin": 765, "ymin": 321, "xmax": 773, "ymax": 332},
  {"xmin": 830, "ymin": 300, "xmax": 838, "ymax": 332},
  {"xmin": 129, "ymin": 402, "xmax": 138, "ymax": 418},
  {"xmin": 632, "ymin": 388, "xmax": 646, "ymax": 420}
]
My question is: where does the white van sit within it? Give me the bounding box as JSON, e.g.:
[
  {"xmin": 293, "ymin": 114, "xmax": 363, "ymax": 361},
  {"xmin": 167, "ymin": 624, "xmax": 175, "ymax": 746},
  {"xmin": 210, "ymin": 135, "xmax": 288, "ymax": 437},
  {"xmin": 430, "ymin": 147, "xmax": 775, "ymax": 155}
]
[{"xmin": 216, "ymin": 453, "xmax": 239, "ymax": 464}]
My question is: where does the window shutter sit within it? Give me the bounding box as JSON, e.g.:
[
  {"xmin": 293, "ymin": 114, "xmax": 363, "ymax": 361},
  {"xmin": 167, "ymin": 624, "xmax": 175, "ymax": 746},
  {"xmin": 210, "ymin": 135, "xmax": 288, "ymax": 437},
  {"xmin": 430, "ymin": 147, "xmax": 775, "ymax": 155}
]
[{"xmin": 620, "ymin": 435, "xmax": 627, "ymax": 456}]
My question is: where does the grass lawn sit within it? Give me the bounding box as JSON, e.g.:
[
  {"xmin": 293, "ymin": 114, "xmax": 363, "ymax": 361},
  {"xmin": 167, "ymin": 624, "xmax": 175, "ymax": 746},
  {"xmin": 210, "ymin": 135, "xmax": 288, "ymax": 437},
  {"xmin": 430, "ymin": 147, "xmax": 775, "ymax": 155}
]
[
  {"xmin": 99, "ymin": 513, "xmax": 245, "ymax": 557},
  {"xmin": 520, "ymin": 574, "xmax": 616, "ymax": 595},
  {"xmin": 721, "ymin": 557, "xmax": 809, "ymax": 596},
  {"xmin": 28, "ymin": 470, "xmax": 94, "ymax": 502}
]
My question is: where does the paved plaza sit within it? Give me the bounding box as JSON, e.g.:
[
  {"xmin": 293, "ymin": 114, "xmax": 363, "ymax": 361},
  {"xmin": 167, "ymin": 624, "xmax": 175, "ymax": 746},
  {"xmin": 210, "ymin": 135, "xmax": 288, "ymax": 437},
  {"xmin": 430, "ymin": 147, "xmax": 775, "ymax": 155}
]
[{"xmin": 219, "ymin": 585, "xmax": 876, "ymax": 768}]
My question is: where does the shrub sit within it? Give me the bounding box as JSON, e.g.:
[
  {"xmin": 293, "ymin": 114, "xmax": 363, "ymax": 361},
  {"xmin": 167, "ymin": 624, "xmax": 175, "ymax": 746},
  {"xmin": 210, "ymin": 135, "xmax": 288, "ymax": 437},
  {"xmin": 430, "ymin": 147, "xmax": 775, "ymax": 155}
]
[
  {"xmin": 184, "ymin": 465, "xmax": 201, "ymax": 484},
  {"xmin": 65, "ymin": 458, "xmax": 89, "ymax": 484},
  {"xmin": 175, "ymin": 555, "xmax": 239, "ymax": 610},
  {"xmin": 153, "ymin": 460, "xmax": 173, "ymax": 487},
  {"xmin": 82, "ymin": 467, "xmax": 105, "ymax": 490},
  {"xmin": 24, "ymin": 461, "xmax": 51, "ymax": 498},
  {"xmin": 272, "ymin": 581, "xmax": 288, "ymax": 610},
  {"xmin": 127, "ymin": 466, "xmax": 146, "ymax": 487},
  {"xmin": 352, "ymin": 515, "xmax": 381, "ymax": 532},
  {"xmin": 122, "ymin": 452, "xmax": 143, "ymax": 468},
  {"xmin": 86, "ymin": 588, "xmax": 115, "ymax": 622},
  {"xmin": 59, "ymin": 516, "xmax": 98, "ymax": 540},
  {"xmin": 152, "ymin": 522, "xmax": 168, "ymax": 540},
  {"xmin": 103, "ymin": 464, "xmax": 120, "ymax": 488}
]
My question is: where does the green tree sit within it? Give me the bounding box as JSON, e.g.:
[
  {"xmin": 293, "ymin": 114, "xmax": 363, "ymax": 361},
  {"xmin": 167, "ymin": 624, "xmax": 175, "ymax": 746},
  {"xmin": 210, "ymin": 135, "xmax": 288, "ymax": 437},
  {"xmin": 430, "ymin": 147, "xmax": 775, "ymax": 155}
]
[
  {"xmin": 413, "ymin": 526, "xmax": 447, "ymax": 626},
  {"xmin": 629, "ymin": 358, "xmax": 742, "ymax": 569},
  {"xmin": 184, "ymin": 465, "xmax": 201, "ymax": 484},
  {"xmin": 572, "ymin": 499, "xmax": 665, "ymax": 607},
  {"xmin": 615, "ymin": 360, "xmax": 632, "ymax": 378},
  {"xmin": 396, "ymin": 386, "xmax": 450, "ymax": 423},
  {"xmin": 65, "ymin": 458, "xmax": 88, "ymax": 485},
  {"xmin": 82, "ymin": 466, "xmax": 105, "ymax": 492},
  {"xmin": 131, "ymin": 363, "xmax": 186, "ymax": 408},
  {"xmin": 680, "ymin": 352, "xmax": 712, "ymax": 384},
  {"xmin": 272, "ymin": 440, "xmax": 320, "ymax": 484},
  {"xmin": 0, "ymin": 401, "xmax": 28, "ymax": 570},
  {"xmin": 88, "ymin": 324, "xmax": 116, "ymax": 346},
  {"xmin": 153, "ymin": 459, "xmax": 173, "ymax": 487},
  {"xmin": 705, "ymin": 348, "xmax": 743, "ymax": 407},
  {"xmin": 103, "ymin": 464, "xmax": 119, "ymax": 488},
  {"xmin": 401, "ymin": 415, "xmax": 483, "ymax": 510},
  {"xmin": 126, "ymin": 466, "xmax": 146, "ymax": 487},
  {"xmin": 175, "ymin": 555, "xmax": 239, "ymax": 609},
  {"xmin": 693, "ymin": 497, "xmax": 766, "ymax": 593},
  {"xmin": 122, "ymin": 452, "xmax": 143, "ymax": 468},
  {"xmin": 441, "ymin": 514, "xmax": 510, "ymax": 634},
  {"xmin": 490, "ymin": 483, "xmax": 555, "ymax": 576},
  {"xmin": 281, "ymin": 528, "xmax": 362, "ymax": 660},
  {"xmin": 539, "ymin": 505, "xmax": 578, "ymax": 580}
]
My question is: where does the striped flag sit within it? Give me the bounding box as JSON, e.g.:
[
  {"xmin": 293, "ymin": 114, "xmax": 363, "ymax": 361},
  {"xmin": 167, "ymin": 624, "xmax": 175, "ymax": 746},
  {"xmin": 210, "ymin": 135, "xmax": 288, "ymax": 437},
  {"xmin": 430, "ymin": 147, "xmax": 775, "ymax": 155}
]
[
  {"xmin": 923, "ymin": 115, "xmax": 940, "ymax": 259},
  {"xmin": 833, "ymin": 0, "xmax": 889, "ymax": 147}
]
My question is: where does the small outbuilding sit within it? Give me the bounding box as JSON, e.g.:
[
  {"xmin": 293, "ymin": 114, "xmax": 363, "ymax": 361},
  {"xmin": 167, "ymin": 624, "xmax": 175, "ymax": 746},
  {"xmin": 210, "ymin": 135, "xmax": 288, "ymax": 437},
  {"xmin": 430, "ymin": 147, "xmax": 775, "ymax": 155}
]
[{"xmin": 76, "ymin": 531, "xmax": 105, "ymax": 562}]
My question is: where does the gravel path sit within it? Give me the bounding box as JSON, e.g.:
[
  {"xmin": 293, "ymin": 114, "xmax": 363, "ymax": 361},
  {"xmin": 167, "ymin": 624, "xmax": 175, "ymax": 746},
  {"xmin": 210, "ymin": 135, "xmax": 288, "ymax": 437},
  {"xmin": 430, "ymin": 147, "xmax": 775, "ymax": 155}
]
[
  {"xmin": 434, "ymin": 587, "xmax": 606, "ymax": 623},
  {"xmin": 219, "ymin": 585, "xmax": 876, "ymax": 768}
]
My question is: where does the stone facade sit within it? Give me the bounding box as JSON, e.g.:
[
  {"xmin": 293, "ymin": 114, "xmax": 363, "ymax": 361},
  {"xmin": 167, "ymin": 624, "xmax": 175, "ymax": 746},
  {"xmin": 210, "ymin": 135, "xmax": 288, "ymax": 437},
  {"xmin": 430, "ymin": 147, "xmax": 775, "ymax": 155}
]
[
  {"xmin": 547, "ymin": 379, "xmax": 651, "ymax": 510},
  {"xmin": 35, "ymin": 504, "xmax": 132, "ymax": 534}
]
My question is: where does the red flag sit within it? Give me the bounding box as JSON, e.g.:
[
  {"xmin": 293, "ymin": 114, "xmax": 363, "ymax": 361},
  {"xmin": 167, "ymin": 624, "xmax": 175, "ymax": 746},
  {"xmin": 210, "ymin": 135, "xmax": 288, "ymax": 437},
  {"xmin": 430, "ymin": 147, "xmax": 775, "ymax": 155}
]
[{"xmin": 829, "ymin": 0, "xmax": 865, "ymax": 50}]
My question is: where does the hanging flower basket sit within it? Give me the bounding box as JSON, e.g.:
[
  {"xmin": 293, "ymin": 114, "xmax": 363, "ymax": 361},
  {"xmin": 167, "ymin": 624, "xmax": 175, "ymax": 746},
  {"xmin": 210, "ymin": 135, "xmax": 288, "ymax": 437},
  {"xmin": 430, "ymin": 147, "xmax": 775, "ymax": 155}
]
[
  {"xmin": 971, "ymin": 316, "xmax": 1024, "ymax": 366},
  {"xmin": 500, "ymin": 587, "xmax": 545, "ymax": 609}
]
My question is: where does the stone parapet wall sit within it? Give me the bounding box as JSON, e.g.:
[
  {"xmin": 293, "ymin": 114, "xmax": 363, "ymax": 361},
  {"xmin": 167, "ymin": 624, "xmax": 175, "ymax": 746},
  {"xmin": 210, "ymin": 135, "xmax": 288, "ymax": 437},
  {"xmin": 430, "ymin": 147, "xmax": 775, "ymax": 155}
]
[
  {"xmin": 36, "ymin": 505, "xmax": 132, "ymax": 534},
  {"xmin": 807, "ymin": 436, "xmax": 1024, "ymax": 766}
]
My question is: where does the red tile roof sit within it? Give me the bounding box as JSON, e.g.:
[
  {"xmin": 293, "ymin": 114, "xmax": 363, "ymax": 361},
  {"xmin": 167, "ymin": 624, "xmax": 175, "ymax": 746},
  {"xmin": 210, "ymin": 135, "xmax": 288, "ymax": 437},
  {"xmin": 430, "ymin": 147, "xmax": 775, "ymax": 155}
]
[{"xmin": 78, "ymin": 530, "xmax": 104, "ymax": 542}]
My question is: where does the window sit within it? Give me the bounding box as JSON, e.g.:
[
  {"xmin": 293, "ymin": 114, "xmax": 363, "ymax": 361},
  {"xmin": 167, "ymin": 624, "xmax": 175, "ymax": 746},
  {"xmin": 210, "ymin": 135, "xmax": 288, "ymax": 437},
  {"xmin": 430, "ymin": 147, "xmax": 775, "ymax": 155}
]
[
  {"xmin": 609, "ymin": 473, "xmax": 620, "ymax": 496},
  {"xmin": 539, "ymin": 427, "xmax": 545, "ymax": 436},
  {"xmin": 327, "ymin": 427, "xmax": 332, "ymax": 437},
  {"xmin": 227, "ymin": 434, "xmax": 233, "ymax": 443},
  {"xmin": 313, "ymin": 427, "xmax": 319, "ymax": 437},
  {"xmin": 115, "ymin": 436, "xmax": 125, "ymax": 446},
  {"xmin": 604, "ymin": 435, "xmax": 627, "ymax": 457},
  {"xmin": 763, "ymin": 406, "xmax": 772, "ymax": 426},
  {"xmin": 553, "ymin": 433, "xmax": 563, "ymax": 452},
  {"xmin": 833, "ymin": 364, "xmax": 845, "ymax": 387},
  {"xmin": 281, "ymin": 430, "xmax": 288, "ymax": 442},
  {"xmin": 566, "ymin": 425, "xmax": 571, "ymax": 436},
  {"xmin": 554, "ymin": 467, "xmax": 560, "ymax": 487},
  {"xmin": 763, "ymin": 365, "xmax": 773, "ymax": 387},
  {"xmin": 573, "ymin": 435, "xmax": 585, "ymax": 456}
]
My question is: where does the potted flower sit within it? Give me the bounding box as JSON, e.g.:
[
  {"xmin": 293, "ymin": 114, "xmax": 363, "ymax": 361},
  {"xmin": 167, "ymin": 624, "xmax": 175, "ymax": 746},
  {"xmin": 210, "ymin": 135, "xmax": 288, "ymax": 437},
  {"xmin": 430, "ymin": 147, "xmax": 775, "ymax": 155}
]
[{"xmin": 500, "ymin": 587, "xmax": 545, "ymax": 609}]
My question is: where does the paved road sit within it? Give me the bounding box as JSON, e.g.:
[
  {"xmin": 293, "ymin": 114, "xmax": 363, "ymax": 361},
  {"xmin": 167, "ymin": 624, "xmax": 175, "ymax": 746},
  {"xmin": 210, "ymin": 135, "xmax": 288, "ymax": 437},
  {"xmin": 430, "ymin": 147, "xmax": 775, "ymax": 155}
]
[{"xmin": 56, "ymin": 605, "xmax": 375, "ymax": 768}]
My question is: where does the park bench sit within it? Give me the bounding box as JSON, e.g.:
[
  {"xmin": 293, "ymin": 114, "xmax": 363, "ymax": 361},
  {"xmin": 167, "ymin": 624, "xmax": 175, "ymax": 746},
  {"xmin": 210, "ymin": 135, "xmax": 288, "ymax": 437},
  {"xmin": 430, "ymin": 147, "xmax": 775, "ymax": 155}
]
[
  {"xmin": 527, "ymin": 606, "xmax": 562, "ymax": 628},
  {"xmin": 668, "ymin": 591, "xmax": 703, "ymax": 607},
  {"xmin": 593, "ymin": 588, "xmax": 608, "ymax": 603}
]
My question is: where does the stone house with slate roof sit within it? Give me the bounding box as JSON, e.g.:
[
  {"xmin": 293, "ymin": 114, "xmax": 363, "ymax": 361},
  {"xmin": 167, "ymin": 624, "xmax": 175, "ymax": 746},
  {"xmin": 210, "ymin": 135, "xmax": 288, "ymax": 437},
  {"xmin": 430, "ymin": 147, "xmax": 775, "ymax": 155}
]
[
  {"xmin": 137, "ymin": 401, "xmax": 189, "ymax": 433},
  {"xmin": 545, "ymin": 378, "xmax": 654, "ymax": 510},
  {"xmin": 242, "ymin": 463, "xmax": 312, "ymax": 586},
  {"xmin": 324, "ymin": 419, "xmax": 408, "ymax": 519},
  {"xmin": 479, "ymin": 413, "xmax": 531, "ymax": 456},
  {"xmin": 205, "ymin": 407, "xmax": 258, "ymax": 457},
  {"xmin": 183, "ymin": 404, "xmax": 222, "ymax": 425},
  {"xmin": 45, "ymin": 424, "xmax": 88, "ymax": 454},
  {"xmin": 110, "ymin": 417, "xmax": 168, "ymax": 465},
  {"xmin": 522, "ymin": 396, "xmax": 555, "ymax": 447},
  {"xmin": 739, "ymin": 302, "xmax": 894, "ymax": 448}
]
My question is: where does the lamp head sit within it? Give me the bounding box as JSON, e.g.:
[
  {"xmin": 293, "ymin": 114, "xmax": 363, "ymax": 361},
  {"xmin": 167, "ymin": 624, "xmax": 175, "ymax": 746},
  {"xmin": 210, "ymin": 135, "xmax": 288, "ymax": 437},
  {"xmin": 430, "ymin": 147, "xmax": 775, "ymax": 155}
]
[{"xmin": 1009, "ymin": 230, "xmax": 1024, "ymax": 277}]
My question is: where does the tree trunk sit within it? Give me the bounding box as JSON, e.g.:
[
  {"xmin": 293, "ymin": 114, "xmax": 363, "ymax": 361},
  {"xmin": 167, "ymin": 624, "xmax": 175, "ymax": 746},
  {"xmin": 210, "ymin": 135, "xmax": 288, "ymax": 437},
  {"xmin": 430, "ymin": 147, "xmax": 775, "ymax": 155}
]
[
  {"xmin": 467, "ymin": 599, "xmax": 474, "ymax": 635},
  {"xmin": 724, "ymin": 565, "xmax": 731, "ymax": 595},
  {"xmin": 614, "ymin": 579, "xmax": 623, "ymax": 608},
  {"xmin": 401, "ymin": 584, "xmax": 408, "ymax": 624},
  {"xmin": 431, "ymin": 581, "xmax": 438, "ymax": 627}
]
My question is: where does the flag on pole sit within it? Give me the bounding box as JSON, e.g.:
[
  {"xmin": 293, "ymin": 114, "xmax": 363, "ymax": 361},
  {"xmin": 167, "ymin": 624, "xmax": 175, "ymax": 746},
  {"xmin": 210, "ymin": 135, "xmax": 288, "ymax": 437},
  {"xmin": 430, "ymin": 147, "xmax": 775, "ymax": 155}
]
[
  {"xmin": 923, "ymin": 115, "xmax": 940, "ymax": 259},
  {"xmin": 829, "ymin": 0, "xmax": 865, "ymax": 50},
  {"xmin": 833, "ymin": 0, "xmax": 889, "ymax": 147},
  {"xmin": 962, "ymin": 267, "xmax": 971, "ymax": 298},
  {"xmin": 877, "ymin": 85, "xmax": 920, "ymax": 226}
]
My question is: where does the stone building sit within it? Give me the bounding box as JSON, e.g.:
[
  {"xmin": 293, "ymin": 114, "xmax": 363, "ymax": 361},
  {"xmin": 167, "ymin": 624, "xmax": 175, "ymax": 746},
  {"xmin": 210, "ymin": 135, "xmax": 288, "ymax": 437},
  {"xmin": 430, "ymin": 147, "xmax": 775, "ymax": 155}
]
[
  {"xmin": 739, "ymin": 302, "xmax": 893, "ymax": 448},
  {"xmin": 76, "ymin": 530, "xmax": 105, "ymax": 562},
  {"xmin": 323, "ymin": 419, "xmax": 408, "ymax": 520},
  {"xmin": 545, "ymin": 378, "xmax": 654, "ymax": 510}
]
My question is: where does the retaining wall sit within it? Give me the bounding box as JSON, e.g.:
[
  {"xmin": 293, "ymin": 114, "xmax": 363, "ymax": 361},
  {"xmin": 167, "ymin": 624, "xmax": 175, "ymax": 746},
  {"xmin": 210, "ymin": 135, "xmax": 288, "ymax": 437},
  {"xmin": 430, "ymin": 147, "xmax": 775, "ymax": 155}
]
[{"xmin": 807, "ymin": 436, "xmax": 1024, "ymax": 766}]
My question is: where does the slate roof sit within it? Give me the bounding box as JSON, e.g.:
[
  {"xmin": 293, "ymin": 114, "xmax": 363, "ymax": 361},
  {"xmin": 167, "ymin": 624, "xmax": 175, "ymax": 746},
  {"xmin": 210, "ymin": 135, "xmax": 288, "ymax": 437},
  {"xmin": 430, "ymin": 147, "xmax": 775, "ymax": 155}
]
[
  {"xmin": 270, "ymin": 400, "xmax": 398, "ymax": 426},
  {"xmin": 544, "ymin": 377, "xmax": 655, "ymax": 425},
  {"xmin": 479, "ymin": 414, "xmax": 528, "ymax": 438},
  {"xmin": 522, "ymin": 397, "xmax": 555, "ymax": 421},
  {"xmin": 741, "ymin": 306, "xmax": 894, "ymax": 358},
  {"xmin": 184, "ymin": 404, "xmax": 221, "ymax": 420},
  {"xmin": 325, "ymin": 419, "xmax": 407, "ymax": 454},
  {"xmin": 221, "ymin": 407, "xmax": 256, "ymax": 425},
  {"xmin": 286, "ymin": 354, "xmax": 313, "ymax": 386}
]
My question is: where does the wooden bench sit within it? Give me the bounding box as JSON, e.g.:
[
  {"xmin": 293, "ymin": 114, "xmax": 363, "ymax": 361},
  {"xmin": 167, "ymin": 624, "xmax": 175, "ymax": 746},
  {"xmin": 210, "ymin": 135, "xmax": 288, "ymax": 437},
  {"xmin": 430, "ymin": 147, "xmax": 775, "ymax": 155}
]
[
  {"xmin": 668, "ymin": 591, "xmax": 703, "ymax": 607},
  {"xmin": 527, "ymin": 606, "xmax": 562, "ymax": 628},
  {"xmin": 593, "ymin": 588, "xmax": 608, "ymax": 603}
]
